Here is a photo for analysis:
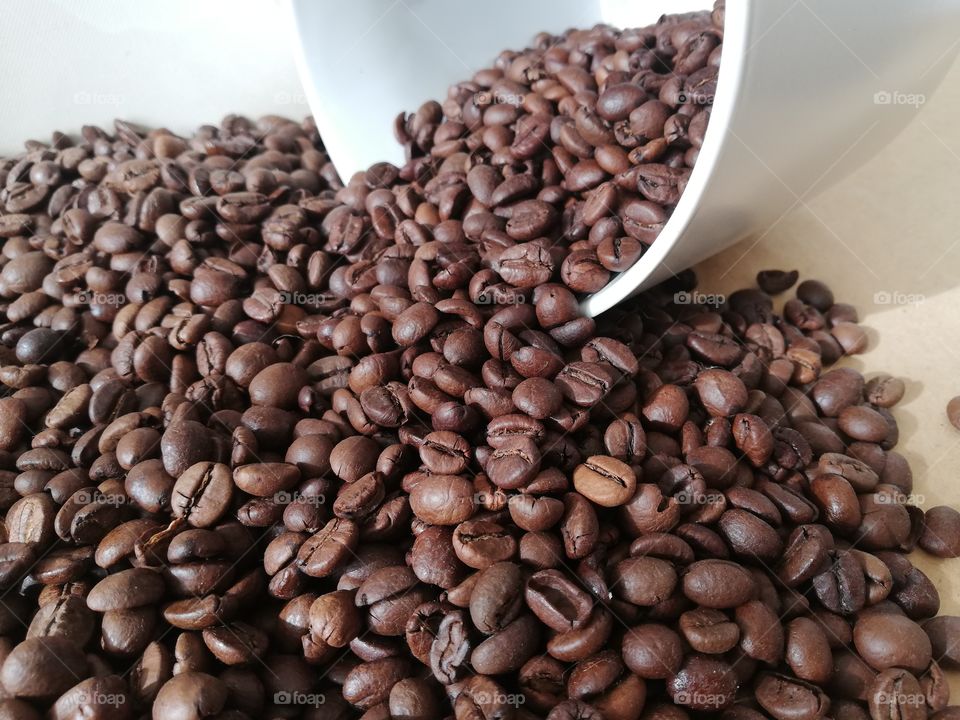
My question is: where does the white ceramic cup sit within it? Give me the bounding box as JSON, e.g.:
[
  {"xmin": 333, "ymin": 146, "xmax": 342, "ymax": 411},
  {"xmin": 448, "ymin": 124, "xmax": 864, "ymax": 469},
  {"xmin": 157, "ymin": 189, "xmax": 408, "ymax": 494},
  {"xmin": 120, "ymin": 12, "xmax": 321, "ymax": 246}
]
[{"xmin": 291, "ymin": 0, "xmax": 960, "ymax": 316}]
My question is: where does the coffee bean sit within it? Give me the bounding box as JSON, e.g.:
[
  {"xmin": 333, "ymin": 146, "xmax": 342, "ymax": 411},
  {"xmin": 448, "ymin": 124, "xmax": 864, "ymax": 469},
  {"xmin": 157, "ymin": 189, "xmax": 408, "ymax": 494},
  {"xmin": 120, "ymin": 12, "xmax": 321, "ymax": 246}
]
[
  {"xmin": 470, "ymin": 562, "xmax": 524, "ymax": 634},
  {"xmin": 524, "ymin": 569, "xmax": 593, "ymax": 632},
  {"xmin": 683, "ymin": 559, "xmax": 757, "ymax": 608},
  {"xmin": 153, "ymin": 672, "xmax": 227, "ymax": 719},
  {"xmin": 667, "ymin": 654, "xmax": 737, "ymax": 710},
  {"xmin": 171, "ymin": 462, "xmax": 233, "ymax": 528},
  {"xmin": 919, "ymin": 506, "xmax": 960, "ymax": 558},
  {"xmin": 757, "ymin": 269, "xmax": 799, "ymax": 294},
  {"xmin": 854, "ymin": 613, "xmax": 932, "ymax": 673},
  {"xmin": 785, "ymin": 617, "xmax": 833, "ymax": 684},
  {"xmin": 922, "ymin": 616, "xmax": 960, "ymax": 668},
  {"xmin": 756, "ymin": 673, "xmax": 829, "ymax": 720},
  {"xmin": 0, "ymin": 637, "xmax": 88, "ymax": 698},
  {"xmin": 87, "ymin": 568, "xmax": 165, "ymax": 611},
  {"xmin": 573, "ymin": 455, "xmax": 637, "ymax": 507},
  {"xmin": 622, "ymin": 623, "xmax": 683, "ymax": 678}
]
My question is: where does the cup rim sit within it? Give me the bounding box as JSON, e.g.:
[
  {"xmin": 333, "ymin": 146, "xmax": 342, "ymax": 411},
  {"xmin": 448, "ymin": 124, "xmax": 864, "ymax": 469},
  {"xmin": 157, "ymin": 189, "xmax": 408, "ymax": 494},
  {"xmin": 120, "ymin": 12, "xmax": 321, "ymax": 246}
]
[{"xmin": 579, "ymin": 0, "xmax": 751, "ymax": 317}]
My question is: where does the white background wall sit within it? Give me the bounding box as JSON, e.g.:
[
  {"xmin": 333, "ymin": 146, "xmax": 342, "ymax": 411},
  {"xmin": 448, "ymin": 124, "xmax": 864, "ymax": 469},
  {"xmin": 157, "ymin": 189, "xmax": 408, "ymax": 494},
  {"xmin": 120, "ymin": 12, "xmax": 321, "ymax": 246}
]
[{"xmin": 0, "ymin": 0, "xmax": 308, "ymax": 154}]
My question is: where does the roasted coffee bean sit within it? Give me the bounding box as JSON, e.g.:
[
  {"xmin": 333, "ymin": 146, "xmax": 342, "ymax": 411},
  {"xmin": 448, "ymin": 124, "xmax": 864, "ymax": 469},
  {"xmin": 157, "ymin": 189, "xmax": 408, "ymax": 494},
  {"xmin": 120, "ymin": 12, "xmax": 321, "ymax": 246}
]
[
  {"xmin": 667, "ymin": 654, "xmax": 737, "ymax": 710},
  {"xmin": 923, "ymin": 616, "xmax": 960, "ymax": 668},
  {"xmin": 573, "ymin": 455, "xmax": 637, "ymax": 507},
  {"xmin": 171, "ymin": 462, "xmax": 233, "ymax": 528},
  {"xmin": 757, "ymin": 269, "xmax": 799, "ymax": 294},
  {"xmin": 525, "ymin": 569, "xmax": 594, "ymax": 632},
  {"xmin": 1, "ymin": 637, "xmax": 88, "ymax": 698},
  {"xmin": 867, "ymin": 668, "xmax": 926, "ymax": 720},
  {"xmin": 756, "ymin": 673, "xmax": 829, "ymax": 720},
  {"xmin": 854, "ymin": 613, "xmax": 932, "ymax": 673},
  {"xmin": 785, "ymin": 616, "xmax": 833, "ymax": 684},
  {"xmin": 948, "ymin": 396, "xmax": 960, "ymax": 431},
  {"xmin": 153, "ymin": 672, "xmax": 227, "ymax": 719},
  {"xmin": 919, "ymin": 506, "xmax": 960, "ymax": 558},
  {"xmin": 683, "ymin": 559, "xmax": 757, "ymax": 608},
  {"xmin": 622, "ymin": 623, "xmax": 684, "ymax": 678}
]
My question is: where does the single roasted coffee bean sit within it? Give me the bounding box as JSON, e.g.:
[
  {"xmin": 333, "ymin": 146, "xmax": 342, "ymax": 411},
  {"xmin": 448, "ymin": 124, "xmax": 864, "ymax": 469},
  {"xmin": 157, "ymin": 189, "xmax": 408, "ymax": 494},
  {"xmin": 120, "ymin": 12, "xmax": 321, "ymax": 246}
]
[
  {"xmin": 667, "ymin": 654, "xmax": 737, "ymax": 710},
  {"xmin": 622, "ymin": 623, "xmax": 683, "ymax": 679},
  {"xmin": 923, "ymin": 616, "xmax": 960, "ymax": 668},
  {"xmin": 524, "ymin": 569, "xmax": 594, "ymax": 632},
  {"xmin": 853, "ymin": 613, "xmax": 932, "ymax": 673},
  {"xmin": 572, "ymin": 455, "xmax": 637, "ymax": 507},
  {"xmin": 755, "ymin": 672, "xmax": 829, "ymax": 720},
  {"xmin": 757, "ymin": 269, "xmax": 799, "ymax": 294},
  {"xmin": 919, "ymin": 506, "xmax": 960, "ymax": 558},
  {"xmin": 948, "ymin": 396, "xmax": 960, "ymax": 431}
]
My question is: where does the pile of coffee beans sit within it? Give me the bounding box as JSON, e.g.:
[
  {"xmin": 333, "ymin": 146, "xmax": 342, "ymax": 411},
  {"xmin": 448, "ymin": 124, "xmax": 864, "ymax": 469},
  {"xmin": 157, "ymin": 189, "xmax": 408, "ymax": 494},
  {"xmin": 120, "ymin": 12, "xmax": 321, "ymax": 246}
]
[{"xmin": 1, "ymin": 4, "xmax": 959, "ymax": 719}]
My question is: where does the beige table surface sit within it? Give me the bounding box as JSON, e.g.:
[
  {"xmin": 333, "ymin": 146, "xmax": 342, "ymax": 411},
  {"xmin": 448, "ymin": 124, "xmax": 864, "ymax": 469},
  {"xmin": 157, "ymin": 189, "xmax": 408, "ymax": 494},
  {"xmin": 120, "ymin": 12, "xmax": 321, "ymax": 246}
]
[{"xmin": 692, "ymin": 57, "xmax": 960, "ymax": 698}]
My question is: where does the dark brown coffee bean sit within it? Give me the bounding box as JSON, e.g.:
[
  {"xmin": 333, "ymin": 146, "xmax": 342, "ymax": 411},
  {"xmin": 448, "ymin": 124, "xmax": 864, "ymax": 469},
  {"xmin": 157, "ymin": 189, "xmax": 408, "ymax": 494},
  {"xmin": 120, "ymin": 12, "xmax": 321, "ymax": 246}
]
[
  {"xmin": 573, "ymin": 455, "xmax": 637, "ymax": 507},
  {"xmin": 153, "ymin": 672, "xmax": 227, "ymax": 719},
  {"xmin": 755, "ymin": 672, "xmax": 829, "ymax": 720},
  {"xmin": 667, "ymin": 654, "xmax": 737, "ymax": 710},
  {"xmin": 171, "ymin": 462, "xmax": 233, "ymax": 528},
  {"xmin": 757, "ymin": 269, "xmax": 799, "ymax": 294},
  {"xmin": 919, "ymin": 506, "xmax": 960, "ymax": 558},
  {"xmin": 622, "ymin": 623, "xmax": 683, "ymax": 679},
  {"xmin": 683, "ymin": 559, "xmax": 757, "ymax": 608},
  {"xmin": 854, "ymin": 613, "xmax": 932, "ymax": 673},
  {"xmin": 525, "ymin": 569, "xmax": 593, "ymax": 632}
]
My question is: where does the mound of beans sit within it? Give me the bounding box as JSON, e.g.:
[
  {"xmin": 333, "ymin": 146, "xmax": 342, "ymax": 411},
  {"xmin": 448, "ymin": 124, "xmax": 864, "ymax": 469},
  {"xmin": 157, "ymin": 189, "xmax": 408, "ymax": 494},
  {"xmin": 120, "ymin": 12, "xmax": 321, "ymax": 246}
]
[{"xmin": 1, "ymin": 4, "xmax": 959, "ymax": 720}]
